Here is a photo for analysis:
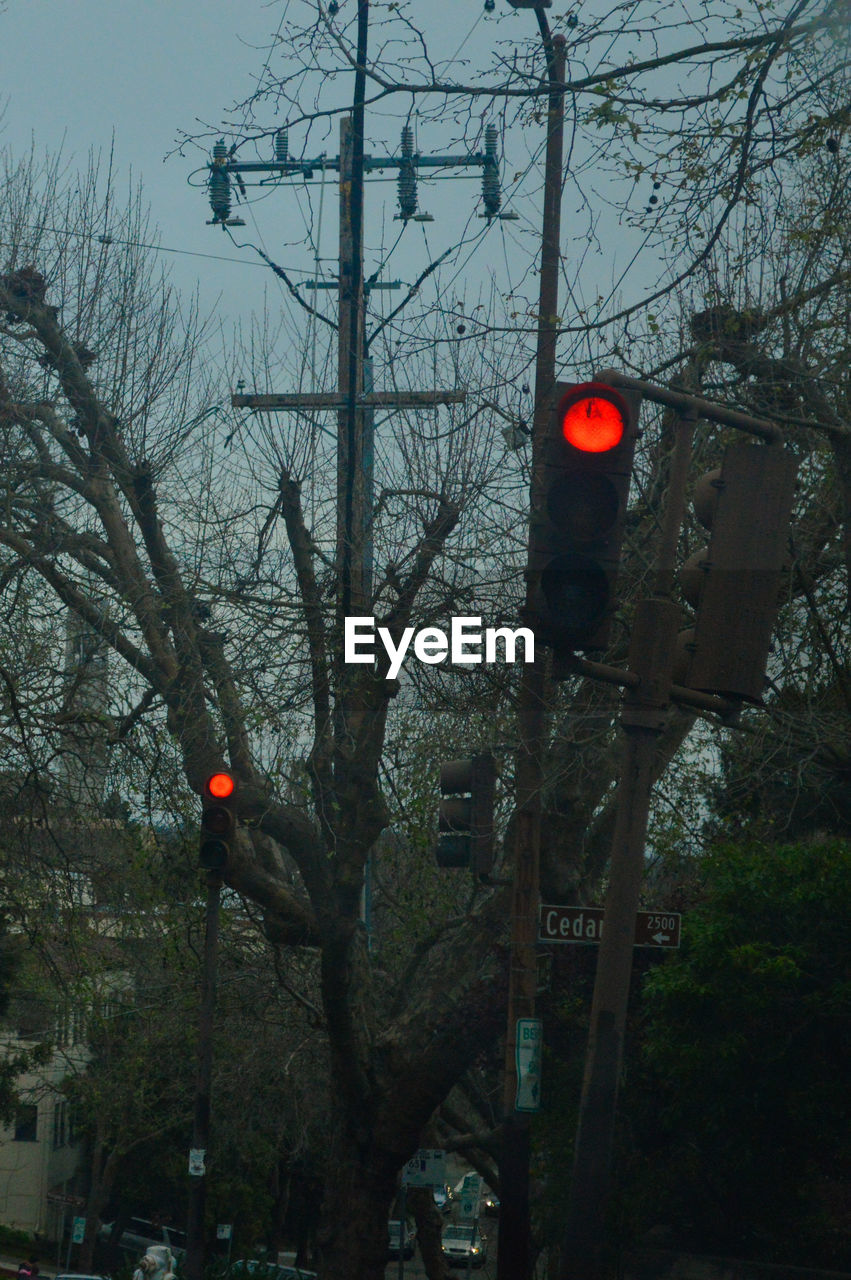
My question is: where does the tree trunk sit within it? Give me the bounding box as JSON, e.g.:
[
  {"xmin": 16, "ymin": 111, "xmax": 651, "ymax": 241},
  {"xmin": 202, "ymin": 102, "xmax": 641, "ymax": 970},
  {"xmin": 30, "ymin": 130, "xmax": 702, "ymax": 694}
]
[
  {"xmin": 79, "ymin": 1139, "xmax": 120, "ymax": 1271},
  {"xmin": 408, "ymin": 1187, "xmax": 449, "ymax": 1280},
  {"xmin": 316, "ymin": 1141, "xmax": 399, "ymax": 1280}
]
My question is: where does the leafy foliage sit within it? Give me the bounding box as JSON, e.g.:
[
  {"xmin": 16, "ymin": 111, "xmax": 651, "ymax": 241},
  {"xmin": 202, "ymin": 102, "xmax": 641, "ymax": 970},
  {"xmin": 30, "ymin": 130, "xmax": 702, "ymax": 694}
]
[{"xmin": 626, "ymin": 839, "xmax": 851, "ymax": 1266}]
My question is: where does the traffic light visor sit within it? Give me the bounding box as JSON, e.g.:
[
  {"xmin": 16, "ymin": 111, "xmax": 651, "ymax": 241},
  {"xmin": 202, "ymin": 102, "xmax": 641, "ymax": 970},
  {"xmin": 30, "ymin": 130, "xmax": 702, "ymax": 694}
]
[
  {"xmin": 559, "ymin": 385, "xmax": 628, "ymax": 453},
  {"xmin": 206, "ymin": 771, "xmax": 235, "ymax": 799}
]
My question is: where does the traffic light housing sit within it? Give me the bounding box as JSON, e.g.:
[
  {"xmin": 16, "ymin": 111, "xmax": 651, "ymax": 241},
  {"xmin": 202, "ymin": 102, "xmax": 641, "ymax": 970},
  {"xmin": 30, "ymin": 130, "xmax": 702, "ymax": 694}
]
[
  {"xmin": 436, "ymin": 754, "xmax": 496, "ymax": 878},
  {"xmin": 678, "ymin": 441, "xmax": 797, "ymax": 702},
  {"xmin": 525, "ymin": 380, "xmax": 641, "ymax": 659},
  {"xmin": 200, "ymin": 771, "xmax": 237, "ymax": 871}
]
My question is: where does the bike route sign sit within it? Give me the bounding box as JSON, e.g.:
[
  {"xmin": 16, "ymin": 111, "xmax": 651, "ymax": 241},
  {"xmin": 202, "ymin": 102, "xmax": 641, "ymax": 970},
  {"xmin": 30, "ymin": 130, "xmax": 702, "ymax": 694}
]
[{"xmin": 539, "ymin": 905, "xmax": 681, "ymax": 948}]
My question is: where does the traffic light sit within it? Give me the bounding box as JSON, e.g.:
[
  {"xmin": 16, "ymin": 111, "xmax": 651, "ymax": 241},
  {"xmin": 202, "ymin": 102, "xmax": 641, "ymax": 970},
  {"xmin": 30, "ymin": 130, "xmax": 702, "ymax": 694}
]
[
  {"xmin": 200, "ymin": 771, "xmax": 237, "ymax": 871},
  {"xmin": 678, "ymin": 441, "xmax": 797, "ymax": 702},
  {"xmin": 526, "ymin": 380, "xmax": 641, "ymax": 658},
  {"xmin": 436, "ymin": 754, "xmax": 496, "ymax": 878}
]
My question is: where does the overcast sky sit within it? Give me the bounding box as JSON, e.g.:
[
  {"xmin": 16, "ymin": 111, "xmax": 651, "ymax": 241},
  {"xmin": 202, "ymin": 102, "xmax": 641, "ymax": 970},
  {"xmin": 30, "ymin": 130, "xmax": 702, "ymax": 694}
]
[
  {"xmin": 2, "ymin": 0, "xmax": 696, "ymax": 407},
  {"xmin": 2, "ymin": 3, "xmax": 299, "ymax": 320},
  {"xmin": 2, "ymin": 3, "xmax": 543, "ymax": 328}
]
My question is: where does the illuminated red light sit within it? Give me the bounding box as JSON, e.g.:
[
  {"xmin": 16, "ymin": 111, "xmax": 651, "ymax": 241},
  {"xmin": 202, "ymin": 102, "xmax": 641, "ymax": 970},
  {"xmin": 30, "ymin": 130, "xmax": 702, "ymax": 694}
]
[
  {"xmin": 561, "ymin": 391, "xmax": 627, "ymax": 453},
  {"xmin": 206, "ymin": 772, "xmax": 235, "ymax": 799}
]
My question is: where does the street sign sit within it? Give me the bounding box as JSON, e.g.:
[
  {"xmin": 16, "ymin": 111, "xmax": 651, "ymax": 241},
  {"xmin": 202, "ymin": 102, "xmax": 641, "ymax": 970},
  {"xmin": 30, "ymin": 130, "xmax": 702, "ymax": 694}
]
[
  {"xmin": 47, "ymin": 1193, "xmax": 86, "ymax": 1207},
  {"xmin": 515, "ymin": 1017, "xmax": 543, "ymax": 1112},
  {"xmin": 403, "ymin": 1148, "xmax": 447, "ymax": 1187},
  {"xmin": 539, "ymin": 905, "xmax": 681, "ymax": 948},
  {"xmin": 216, "ymin": 1224, "xmax": 233, "ymax": 1240}
]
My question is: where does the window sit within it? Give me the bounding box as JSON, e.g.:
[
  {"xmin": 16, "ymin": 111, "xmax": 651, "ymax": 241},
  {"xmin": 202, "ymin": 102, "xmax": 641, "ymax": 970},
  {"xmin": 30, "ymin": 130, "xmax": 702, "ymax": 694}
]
[
  {"xmin": 14, "ymin": 1104, "xmax": 38, "ymax": 1142},
  {"xmin": 52, "ymin": 1100, "xmax": 68, "ymax": 1150}
]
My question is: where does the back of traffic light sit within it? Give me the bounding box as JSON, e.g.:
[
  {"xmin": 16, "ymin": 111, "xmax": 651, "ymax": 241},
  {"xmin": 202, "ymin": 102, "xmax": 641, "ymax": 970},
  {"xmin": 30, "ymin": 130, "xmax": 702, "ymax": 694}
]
[
  {"xmin": 677, "ymin": 441, "xmax": 797, "ymax": 702},
  {"xmin": 200, "ymin": 771, "xmax": 237, "ymax": 871},
  {"xmin": 525, "ymin": 380, "xmax": 642, "ymax": 664},
  {"xmin": 436, "ymin": 754, "xmax": 496, "ymax": 879}
]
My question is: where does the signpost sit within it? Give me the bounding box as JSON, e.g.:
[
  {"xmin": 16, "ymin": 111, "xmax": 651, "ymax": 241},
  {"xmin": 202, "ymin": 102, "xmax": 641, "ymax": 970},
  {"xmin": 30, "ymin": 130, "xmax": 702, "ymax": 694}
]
[
  {"xmin": 399, "ymin": 1150, "xmax": 448, "ymax": 1280},
  {"xmin": 539, "ymin": 905, "xmax": 681, "ymax": 948},
  {"xmin": 217, "ymin": 1224, "xmax": 233, "ymax": 1265}
]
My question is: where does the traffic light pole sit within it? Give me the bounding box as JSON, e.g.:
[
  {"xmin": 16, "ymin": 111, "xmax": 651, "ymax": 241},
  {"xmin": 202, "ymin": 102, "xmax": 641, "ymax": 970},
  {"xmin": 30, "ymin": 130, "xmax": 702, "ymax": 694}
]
[
  {"xmin": 186, "ymin": 870, "xmax": 223, "ymax": 1280},
  {"xmin": 558, "ymin": 409, "xmax": 696, "ymax": 1280},
  {"xmin": 497, "ymin": 33, "xmax": 566, "ymax": 1280}
]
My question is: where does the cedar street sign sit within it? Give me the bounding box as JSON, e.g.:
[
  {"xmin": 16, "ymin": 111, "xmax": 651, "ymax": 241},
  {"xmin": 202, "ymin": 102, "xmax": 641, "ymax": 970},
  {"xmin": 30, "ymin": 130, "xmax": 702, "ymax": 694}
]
[{"xmin": 539, "ymin": 904, "xmax": 682, "ymax": 948}]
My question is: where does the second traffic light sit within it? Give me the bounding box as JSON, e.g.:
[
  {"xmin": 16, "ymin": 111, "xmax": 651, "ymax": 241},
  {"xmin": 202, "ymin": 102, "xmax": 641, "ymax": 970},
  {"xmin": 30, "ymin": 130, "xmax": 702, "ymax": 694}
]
[
  {"xmin": 678, "ymin": 441, "xmax": 797, "ymax": 702},
  {"xmin": 526, "ymin": 380, "xmax": 641, "ymax": 657},
  {"xmin": 437, "ymin": 754, "xmax": 496, "ymax": 879},
  {"xmin": 200, "ymin": 771, "xmax": 237, "ymax": 871}
]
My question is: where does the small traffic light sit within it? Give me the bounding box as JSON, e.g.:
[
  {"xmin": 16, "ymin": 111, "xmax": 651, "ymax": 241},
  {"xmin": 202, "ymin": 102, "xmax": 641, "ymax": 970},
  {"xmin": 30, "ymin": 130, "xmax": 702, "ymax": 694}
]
[
  {"xmin": 678, "ymin": 441, "xmax": 797, "ymax": 702},
  {"xmin": 436, "ymin": 754, "xmax": 496, "ymax": 878},
  {"xmin": 200, "ymin": 771, "xmax": 237, "ymax": 871},
  {"xmin": 526, "ymin": 380, "xmax": 641, "ymax": 658}
]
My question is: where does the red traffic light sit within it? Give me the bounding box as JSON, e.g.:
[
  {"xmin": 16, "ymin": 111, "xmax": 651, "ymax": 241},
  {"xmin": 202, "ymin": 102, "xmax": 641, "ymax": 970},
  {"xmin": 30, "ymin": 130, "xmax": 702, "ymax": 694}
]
[
  {"xmin": 559, "ymin": 384, "xmax": 629, "ymax": 453},
  {"xmin": 206, "ymin": 771, "xmax": 235, "ymax": 800},
  {"xmin": 201, "ymin": 771, "xmax": 237, "ymax": 871}
]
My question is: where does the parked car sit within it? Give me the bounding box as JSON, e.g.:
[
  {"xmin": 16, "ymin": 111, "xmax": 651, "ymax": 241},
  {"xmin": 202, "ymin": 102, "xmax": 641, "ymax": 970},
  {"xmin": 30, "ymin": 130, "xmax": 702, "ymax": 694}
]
[
  {"xmin": 97, "ymin": 1217, "xmax": 187, "ymax": 1259},
  {"xmin": 56, "ymin": 1274, "xmax": 110, "ymax": 1280},
  {"xmin": 387, "ymin": 1219, "xmax": 416, "ymax": 1260},
  {"xmin": 228, "ymin": 1262, "xmax": 316, "ymax": 1280},
  {"xmin": 441, "ymin": 1223, "xmax": 487, "ymax": 1268},
  {"xmin": 482, "ymin": 1186, "xmax": 500, "ymax": 1216},
  {"xmin": 432, "ymin": 1183, "xmax": 453, "ymax": 1214}
]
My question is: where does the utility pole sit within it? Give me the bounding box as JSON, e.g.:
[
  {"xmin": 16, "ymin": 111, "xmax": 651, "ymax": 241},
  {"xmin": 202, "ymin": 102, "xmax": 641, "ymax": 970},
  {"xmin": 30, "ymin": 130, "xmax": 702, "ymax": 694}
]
[
  {"xmin": 212, "ymin": 118, "xmax": 502, "ymax": 598},
  {"xmin": 337, "ymin": 114, "xmax": 367, "ymax": 620},
  {"xmin": 185, "ymin": 870, "xmax": 222, "ymax": 1280},
  {"xmin": 497, "ymin": 33, "xmax": 566, "ymax": 1280},
  {"xmin": 556, "ymin": 403, "xmax": 691, "ymax": 1280},
  {"xmin": 558, "ymin": 369, "xmax": 794, "ymax": 1280}
]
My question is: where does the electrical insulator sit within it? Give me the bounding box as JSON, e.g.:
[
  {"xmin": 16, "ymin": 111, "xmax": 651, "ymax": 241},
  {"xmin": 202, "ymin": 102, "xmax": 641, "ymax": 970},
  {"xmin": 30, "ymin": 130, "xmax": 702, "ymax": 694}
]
[
  {"xmin": 275, "ymin": 126, "xmax": 288, "ymax": 165},
  {"xmin": 481, "ymin": 124, "xmax": 501, "ymax": 220},
  {"xmin": 209, "ymin": 139, "xmax": 231, "ymax": 224},
  {"xmin": 397, "ymin": 124, "xmax": 418, "ymax": 221}
]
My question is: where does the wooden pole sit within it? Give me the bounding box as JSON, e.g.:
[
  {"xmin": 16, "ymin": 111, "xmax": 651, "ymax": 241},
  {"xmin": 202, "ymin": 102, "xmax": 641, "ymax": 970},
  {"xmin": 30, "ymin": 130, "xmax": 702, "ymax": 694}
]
[
  {"xmin": 497, "ymin": 34, "xmax": 566, "ymax": 1280},
  {"xmin": 559, "ymin": 415, "xmax": 695, "ymax": 1280}
]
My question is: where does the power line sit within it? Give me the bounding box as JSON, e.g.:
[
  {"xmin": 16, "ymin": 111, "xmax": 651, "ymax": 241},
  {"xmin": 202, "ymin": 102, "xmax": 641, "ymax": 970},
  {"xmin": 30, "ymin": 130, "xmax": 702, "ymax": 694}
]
[{"xmin": 0, "ymin": 225, "xmax": 314, "ymax": 274}]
